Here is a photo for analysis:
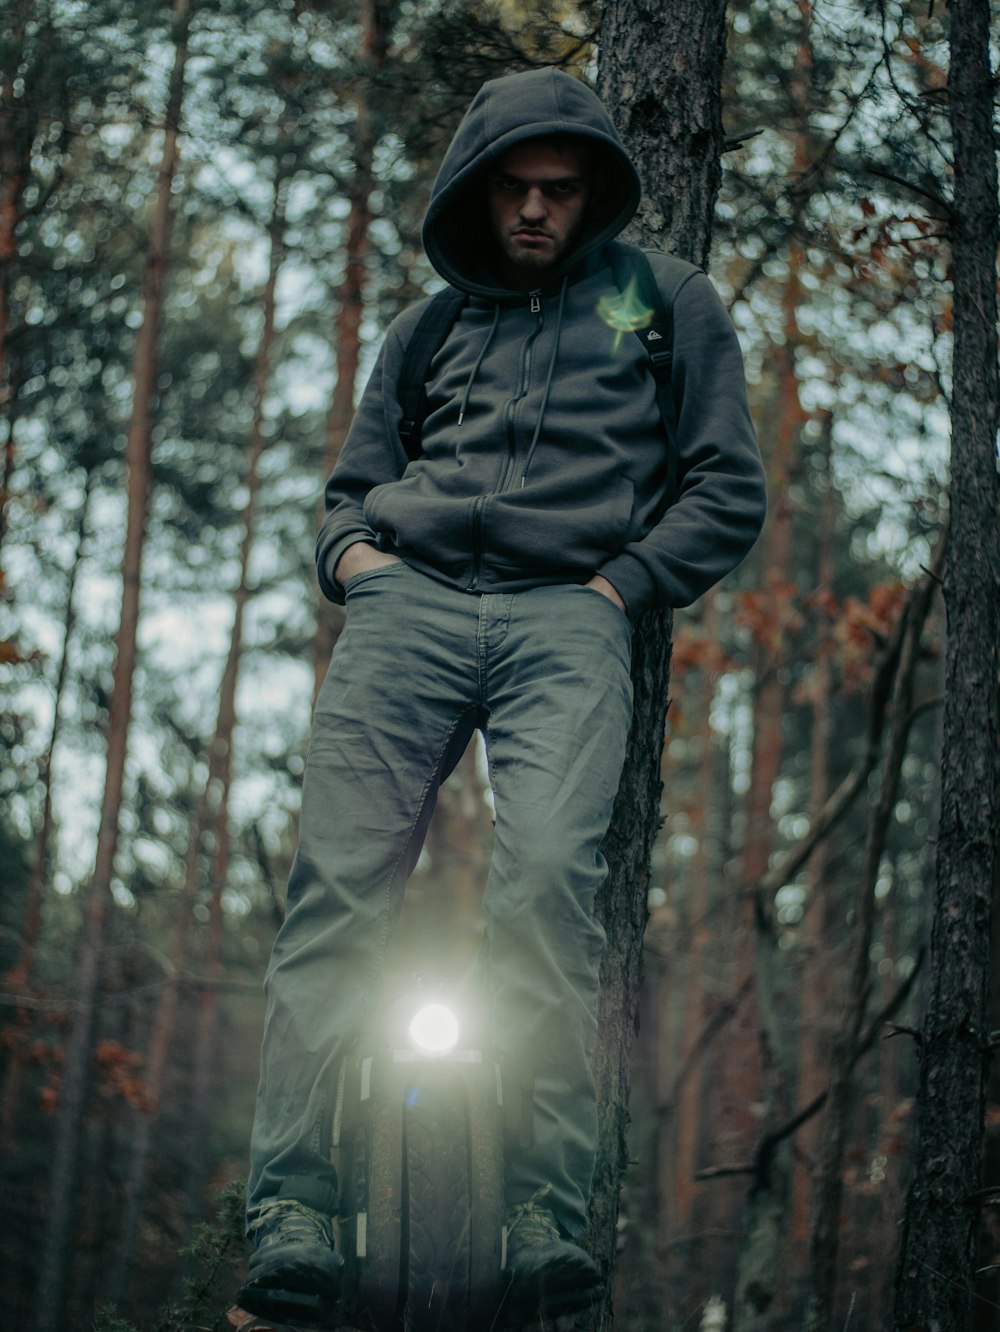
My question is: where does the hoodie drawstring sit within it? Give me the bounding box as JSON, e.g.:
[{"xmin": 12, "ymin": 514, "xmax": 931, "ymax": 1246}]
[
  {"xmin": 521, "ymin": 275, "xmax": 567, "ymax": 487},
  {"xmin": 458, "ymin": 303, "xmax": 500, "ymax": 426},
  {"xmin": 457, "ymin": 278, "xmax": 567, "ymax": 486}
]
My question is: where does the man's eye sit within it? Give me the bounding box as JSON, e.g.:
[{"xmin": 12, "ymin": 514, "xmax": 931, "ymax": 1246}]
[{"xmin": 495, "ymin": 178, "xmax": 520, "ymax": 193}]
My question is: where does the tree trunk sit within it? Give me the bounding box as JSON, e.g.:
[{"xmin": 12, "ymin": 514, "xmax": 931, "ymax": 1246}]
[
  {"xmin": 313, "ymin": 0, "xmax": 395, "ymax": 698},
  {"xmin": 0, "ymin": 469, "xmax": 93, "ymax": 1183},
  {"xmin": 893, "ymin": 0, "xmax": 999, "ymax": 1325},
  {"xmin": 730, "ymin": 12, "xmax": 817, "ymax": 1319},
  {"xmin": 981, "ymin": 839, "xmax": 1000, "ymax": 1330},
  {"xmin": 730, "ymin": 250, "xmax": 806, "ymax": 1332},
  {"xmin": 0, "ymin": 0, "xmax": 36, "ymax": 574},
  {"xmin": 805, "ymin": 540, "xmax": 945, "ymax": 1330},
  {"xmin": 33, "ymin": 5, "xmax": 191, "ymax": 1327},
  {"xmin": 588, "ymin": 3, "xmax": 728, "ymax": 1324},
  {"xmin": 793, "ymin": 411, "xmax": 836, "ymax": 1258},
  {"xmin": 181, "ymin": 199, "xmax": 286, "ymax": 1250},
  {"xmin": 672, "ymin": 595, "xmax": 719, "ymax": 1246},
  {"xmin": 110, "ymin": 161, "xmax": 288, "ymax": 1304},
  {"xmin": 182, "ymin": 825, "xmax": 226, "ymax": 1252}
]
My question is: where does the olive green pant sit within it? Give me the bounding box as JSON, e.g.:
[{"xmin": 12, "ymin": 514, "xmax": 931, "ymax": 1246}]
[{"xmin": 247, "ymin": 562, "xmax": 633, "ymax": 1237}]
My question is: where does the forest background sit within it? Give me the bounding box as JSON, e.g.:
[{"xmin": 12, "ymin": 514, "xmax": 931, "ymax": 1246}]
[{"xmin": 1, "ymin": 1, "xmax": 997, "ymax": 1330}]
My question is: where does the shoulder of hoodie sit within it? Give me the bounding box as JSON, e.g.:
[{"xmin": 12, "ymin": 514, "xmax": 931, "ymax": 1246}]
[
  {"xmin": 639, "ymin": 248, "xmax": 740, "ymax": 338},
  {"xmin": 380, "ymin": 291, "xmax": 446, "ymax": 360},
  {"xmin": 377, "ymin": 257, "xmax": 729, "ymax": 362},
  {"xmin": 638, "ymin": 248, "xmax": 713, "ymax": 306}
]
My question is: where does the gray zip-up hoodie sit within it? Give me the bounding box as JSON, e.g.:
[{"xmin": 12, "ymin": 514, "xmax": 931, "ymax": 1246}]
[{"xmin": 317, "ymin": 68, "xmax": 765, "ymax": 615}]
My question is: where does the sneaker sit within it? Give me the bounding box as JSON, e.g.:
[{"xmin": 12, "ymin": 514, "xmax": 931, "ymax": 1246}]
[
  {"xmin": 236, "ymin": 1196, "xmax": 343, "ymax": 1328},
  {"xmin": 502, "ymin": 1197, "xmax": 603, "ymax": 1317}
]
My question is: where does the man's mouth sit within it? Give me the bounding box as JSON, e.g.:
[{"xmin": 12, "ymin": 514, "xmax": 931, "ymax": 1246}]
[{"xmin": 512, "ymin": 229, "xmax": 552, "ymax": 242}]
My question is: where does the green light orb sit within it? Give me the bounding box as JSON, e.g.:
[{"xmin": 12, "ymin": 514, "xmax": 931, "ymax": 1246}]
[{"xmin": 596, "ymin": 276, "xmax": 654, "ymax": 351}]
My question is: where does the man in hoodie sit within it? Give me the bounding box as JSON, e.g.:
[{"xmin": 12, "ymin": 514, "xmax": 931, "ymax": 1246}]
[{"xmin": 239, "ymin": 67, "xmax": 765, "ymax": 1323}]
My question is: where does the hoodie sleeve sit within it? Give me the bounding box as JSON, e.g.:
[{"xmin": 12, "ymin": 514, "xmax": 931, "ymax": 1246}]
[
  {"xmin": 597, "ymin": 265, "xmax": 766, "ymax": 614},
  {"xmin": 314, "ymin": 311, "xmax": 421, "ymax": 604}
]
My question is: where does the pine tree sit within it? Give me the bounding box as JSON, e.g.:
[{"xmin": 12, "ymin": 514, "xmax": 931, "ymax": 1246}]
[
  {"xmin": 587, "ymin": 3, "xmax": 730, "ymax": 1324},
  {"xmin": 34, "ymin": 3, "xmax": 193, "ymax": 1326},
  {"xmin": 893, "ymin": 0, "xmax": 999, "ymax": 1323}
]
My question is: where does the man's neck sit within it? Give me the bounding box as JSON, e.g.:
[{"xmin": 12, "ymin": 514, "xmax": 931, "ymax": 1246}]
[{"xmin": 499, "ymin": 262, "xmax": 549, "ymax": 292}]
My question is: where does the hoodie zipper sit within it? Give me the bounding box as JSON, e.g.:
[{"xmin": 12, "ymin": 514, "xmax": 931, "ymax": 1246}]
[
  {"xmin": 498, "ymin": 290, "xmax": 543, "ymax": 493},
  {"xmin": 468, "ymin": 291, "xmax": 544, "ymax": 590}
]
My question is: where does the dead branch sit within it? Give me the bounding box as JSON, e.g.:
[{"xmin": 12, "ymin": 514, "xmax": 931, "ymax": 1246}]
[
  {"xmin": 807, "ymin": 534, "xmax": 947, "ymax": 1320},
  {"xmin": 757, "ymin": 527, "xmax": 948, "ymax": 903},
  {"xmin": 693, "ymin": 949, "xmax": 924, "ymax": 1182},
  {"xmin": 655, "ymin": 971, "xmax": 754, "ymax": 1123}
]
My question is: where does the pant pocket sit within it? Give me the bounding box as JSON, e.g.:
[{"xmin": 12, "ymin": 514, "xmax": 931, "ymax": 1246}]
[{"xmin": 342, "ymin": 560, "xmax": 406, "ymax": 594}]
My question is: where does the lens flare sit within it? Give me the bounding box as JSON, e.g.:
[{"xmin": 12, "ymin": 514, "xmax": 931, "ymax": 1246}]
[
  {"xmin": 408, "ymin": 1003, "xmax": 460, "ymax": 1056},
  {"xmin": 596, "ymin": 275, "xmax": 654, "ymax": 352}
]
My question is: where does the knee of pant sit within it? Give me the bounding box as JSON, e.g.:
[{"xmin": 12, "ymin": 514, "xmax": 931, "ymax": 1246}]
[
  {"xmin": 498, "ymin": 844, "xmax": 595, "ymax": 903},
  {"xmin": 488, "ymin": 859, "xmax": 606, "ymax": 952}
]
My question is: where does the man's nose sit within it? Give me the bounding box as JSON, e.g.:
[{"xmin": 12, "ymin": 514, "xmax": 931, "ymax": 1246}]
[{"xmin": 519, "ymin": 187, "xmax": 548, "ymax": 221}]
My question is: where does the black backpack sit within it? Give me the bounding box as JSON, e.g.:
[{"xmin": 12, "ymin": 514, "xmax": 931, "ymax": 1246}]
[{"xmin": 395, "ymin": 240, "xmax": 700, "ymax": 499}]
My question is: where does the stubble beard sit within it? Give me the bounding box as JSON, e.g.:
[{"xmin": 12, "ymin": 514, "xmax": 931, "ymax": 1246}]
[{"xmin": 503, "ymin": 234, "xmax": 561, "ymax": 277}]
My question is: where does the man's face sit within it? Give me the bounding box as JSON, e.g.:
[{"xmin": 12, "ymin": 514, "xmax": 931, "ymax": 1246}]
[{"xmin": 486, "ymin": 139, "xmax": 592, "ymax": 290}]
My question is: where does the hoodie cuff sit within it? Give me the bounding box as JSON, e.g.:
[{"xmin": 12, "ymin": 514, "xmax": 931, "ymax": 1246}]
[
  {"xmin": 317, "ymin": 529, "xmax": 379, "ymax": 604},
  {"xmin": 597, "ymin": 552, "xmax": 658, "ymax": 618}
]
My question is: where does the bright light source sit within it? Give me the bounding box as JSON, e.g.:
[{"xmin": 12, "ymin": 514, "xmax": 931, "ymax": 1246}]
[{"xmin": 408, "ymin": 1003, "xmax": 460, "ymax": 1056}]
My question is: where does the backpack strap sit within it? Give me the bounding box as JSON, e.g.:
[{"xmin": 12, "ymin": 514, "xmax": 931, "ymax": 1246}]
[
  {"xmin": 606, "ymin": 239, "xmax": 700, "ymax": 442},
  {"xmin": 396, "ymin": 246, "xmax": 699, "ymax": 475},
  {"xmin": 397, "ymin": 286, "xmax": 467, "ymax": 461}
]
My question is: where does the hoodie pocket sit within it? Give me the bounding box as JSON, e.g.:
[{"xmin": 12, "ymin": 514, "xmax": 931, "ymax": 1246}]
[
  {"xmin": 363, "ymin": 473, "xmax": 479, "ymax": 578},
  {"xmin": 486, "ymin": 474, "xmax": 635, "ymax": 573}
]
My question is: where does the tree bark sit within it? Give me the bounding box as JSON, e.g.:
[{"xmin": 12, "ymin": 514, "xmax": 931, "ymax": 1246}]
[
  {"xmin": 183, "ymin": 170, "xmax": 289, "ymax": 1255},
  {"xmin": 181, "ymin": 827, "xmax": 226, "ymax": 1257},
  {"xmin": 0, "ymin": 469, "xmax": 93, "ymax": 1186},
  {"xmin": 793, "ymin": 411, "xmax": 836, "ymax": 1254},
  {"xmin": 672, "ymin": 595, "xmax": 719, "ymax": 1245},
  {"xmin": 0, "ymin": 0, "xmax": 37, "ymax": 576},
  {"xmin": 109, "ymin": 164, "xmax": 287, "ymax": 1302},
  {"xmin": 313, "ymin": 0, "xmax": 395, "ymax": 698},
  {"xmin": 893, "ymin": 0, "xmax": 999, "ymax": 1325},
  {"xmin": 588, "ymin": 3, "xmax": 728, "ymax": 1325},
  {"xmin": 731, "ymin": 226, "xmax": 805, "ymax": 1332},
  {"xmin": 804, "ymin": 540, "xmax": 944, "ymax": 1331},
  {"xmin": 33, "ymin": 4, "xmax": 191, "ymax": 1328}
]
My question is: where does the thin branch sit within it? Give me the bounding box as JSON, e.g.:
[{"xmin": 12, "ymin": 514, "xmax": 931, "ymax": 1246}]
[
  {"xmin": 723, "ymin": 128, "xmax": 764, "ymax": 152},
  {"xmin": 654, "ymin": 971, "xmax": 754, "ymax": 1121},
  {"xmin": 694, "ymin": 949, "xmax": 925, "ymax": 1181},
  {"xmin": 755, "ymin": 538, "xmax": 947, "ymax": 905},
  {"xmin": 862, "ymin": 166, "xmax": 953, "ymax": 215}
]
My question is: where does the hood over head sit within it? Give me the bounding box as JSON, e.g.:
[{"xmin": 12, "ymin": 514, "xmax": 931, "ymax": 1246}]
[{"xmin": 422, "ymin": 68, "xmax": 641, "ymax": 299}]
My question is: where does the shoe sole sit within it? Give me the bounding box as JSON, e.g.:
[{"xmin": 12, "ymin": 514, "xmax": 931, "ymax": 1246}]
[
  {"xmin": 539, "ymin": 1281, "xmax": 605, "ymax": 1317},
  {"xmin": 504, "ymin": 1255, "xmax": 604, "ymax": 1319},
  {"xmin": 237, "ymin": 1248, "xmax": 342, "ymax": 1331},
  {"xmin": 235, "ymin": 1282, "xmax": 338, "ymax": 1329}
]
